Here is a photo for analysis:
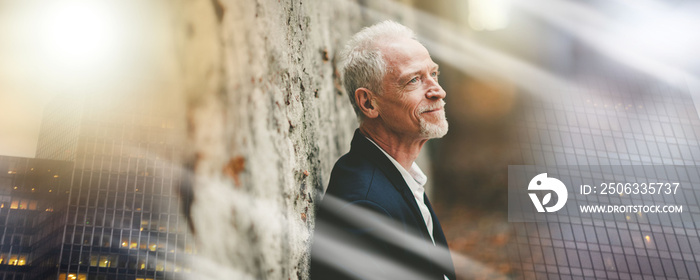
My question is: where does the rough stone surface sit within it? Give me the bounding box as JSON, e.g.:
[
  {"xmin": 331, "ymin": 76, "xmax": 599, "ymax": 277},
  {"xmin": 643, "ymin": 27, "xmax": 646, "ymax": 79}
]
[{"xmin": 175, "ymin": 0, "xmax": 413, "ymax": 279}]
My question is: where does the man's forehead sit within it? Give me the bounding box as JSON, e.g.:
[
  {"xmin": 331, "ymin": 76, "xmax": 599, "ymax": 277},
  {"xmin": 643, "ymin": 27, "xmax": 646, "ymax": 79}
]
[
  {"xmin": 379, "ymin": 38, "xmax": 425, "ymax": 57},
  {"xmin": 380, "ymin": 44, "xmax": 436, "ymax": 76}
]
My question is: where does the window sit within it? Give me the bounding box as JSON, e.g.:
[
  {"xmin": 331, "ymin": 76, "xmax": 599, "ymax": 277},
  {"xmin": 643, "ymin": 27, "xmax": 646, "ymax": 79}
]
[
  {"xmin": 11, "ymin": 235, "xmax": 21, "ymax": 245},
  {"xmin": 59, "ymin": 273, "xmax": 87, "ymax": 280},
  {"xmin": 98, "ymin": 256, "xmax": 109, "ymax": 267},
  {"xmin": 17, "ymin": 255, "xmax": 26, "ymax": 265},
  {"xmin": 7, "ymin": 254, "xmax": 25, "ymax": 265},
  {"xmin": 102, "ymin": 235, "xmax": 111, "ymax": 247},
  {"xmin": 156, "ymin": 259, "xmax": 164, "ymax": 271},
  {"xmin": 7, "ymin": 215, "xmax": 23, "ymax": 226},
  {"xmin": 18, "ymin": 199, "xmax": 27, "ymax": 210}
]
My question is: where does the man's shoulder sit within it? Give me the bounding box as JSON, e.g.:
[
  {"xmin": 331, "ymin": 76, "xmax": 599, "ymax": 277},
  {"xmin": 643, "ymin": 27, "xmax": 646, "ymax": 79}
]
[{"xmin": 323, "ymin": 151, "xmax": 398, "ymax": 203}]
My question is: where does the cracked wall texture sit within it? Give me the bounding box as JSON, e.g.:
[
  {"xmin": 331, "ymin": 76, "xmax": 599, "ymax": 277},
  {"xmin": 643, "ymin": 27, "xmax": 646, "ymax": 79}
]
[{"xmin": 176, "ymin": 0, "xmax": 413, "ymax": 279}]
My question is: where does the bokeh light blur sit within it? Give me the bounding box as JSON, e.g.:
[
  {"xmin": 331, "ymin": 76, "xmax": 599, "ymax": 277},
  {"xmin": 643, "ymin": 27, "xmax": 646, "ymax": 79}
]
[{"xmin": 3, "ymin": 0, "xmax": 700, "ymax": 278}]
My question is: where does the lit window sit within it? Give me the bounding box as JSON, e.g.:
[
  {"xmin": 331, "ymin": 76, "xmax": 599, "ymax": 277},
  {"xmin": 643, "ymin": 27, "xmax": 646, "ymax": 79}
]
[
  {"xmin": 8, "ymin": 255, "xmax": 18, "ymax": 265},
  {"xmin": 99, "ymin": 256, "xmax": 109, "ymax": 267},
  {"xmin": 29, "ymin": 200, "xmax": 37, "ymax": 210},
  {"xmin": 10, "ymin": 200, "xmax": 18, "ymax": 209},
  {"xmin": 59, "ymin": 273, "xmax": 86, "ymax": 280}
]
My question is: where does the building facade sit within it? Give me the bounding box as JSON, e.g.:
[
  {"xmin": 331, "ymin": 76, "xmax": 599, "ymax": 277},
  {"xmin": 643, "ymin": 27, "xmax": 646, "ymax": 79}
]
[
  {"xmin": 0, "ymin": 93, "xmax": 193, "ymax": 280},
  {"xmin": 0, "ymin": 156, "xmax": 73, "ymax": 280}
]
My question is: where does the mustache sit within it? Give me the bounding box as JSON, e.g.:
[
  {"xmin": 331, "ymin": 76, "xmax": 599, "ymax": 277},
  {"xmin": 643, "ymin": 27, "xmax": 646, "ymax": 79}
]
[{"xmin": 419, "ymin": 100, "xmax": 446, "ymax": 113}]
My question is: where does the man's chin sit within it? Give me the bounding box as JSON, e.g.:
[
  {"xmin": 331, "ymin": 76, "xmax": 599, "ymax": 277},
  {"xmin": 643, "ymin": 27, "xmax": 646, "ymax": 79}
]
[{"xmin": 420, "ymin": 120, "xmax": 448, "ymax": 139}]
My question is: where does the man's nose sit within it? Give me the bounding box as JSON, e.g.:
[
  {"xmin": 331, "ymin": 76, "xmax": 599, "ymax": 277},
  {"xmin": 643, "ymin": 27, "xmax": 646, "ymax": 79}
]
[{"xmin": 425, "ymin": 79, "xmax": 446, "ymax": 100}]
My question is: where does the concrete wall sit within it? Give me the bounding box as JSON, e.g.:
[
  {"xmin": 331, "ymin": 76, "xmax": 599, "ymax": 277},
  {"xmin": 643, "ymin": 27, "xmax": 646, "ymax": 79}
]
[{"xmin": 176, "ymin": 0, "xmax": 412, "ymax": 279}]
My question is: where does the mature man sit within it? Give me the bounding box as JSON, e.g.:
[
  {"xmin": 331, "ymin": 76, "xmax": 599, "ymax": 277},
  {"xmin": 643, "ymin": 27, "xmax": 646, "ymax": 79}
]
[{"xmin": 310, "ymin": 20, "xmax": 455, "ymax": 280}]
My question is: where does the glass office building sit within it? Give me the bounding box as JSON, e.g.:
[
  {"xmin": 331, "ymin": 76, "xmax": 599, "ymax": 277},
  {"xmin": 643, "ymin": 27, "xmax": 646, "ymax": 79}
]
[
  {"xmin": 510, "ymin": 77, "xmax": 700, "ymax": 279},
  {"xmin": 0, "ymin": 156, "xmax": 73, "ymax": 280},
  {"xmin": 0, "ymin": 93, "xmax": 193, "ymax": 280}
]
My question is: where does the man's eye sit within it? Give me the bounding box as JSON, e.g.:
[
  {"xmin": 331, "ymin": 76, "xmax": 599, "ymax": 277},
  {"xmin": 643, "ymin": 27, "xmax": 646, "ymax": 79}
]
[
  {"xmin": 431, "ymin": 71, "xmax": 440, "ymax": 78},
  {"xmin": 409, "ymin": 77, "xmax": 419, "ymax": 84}
]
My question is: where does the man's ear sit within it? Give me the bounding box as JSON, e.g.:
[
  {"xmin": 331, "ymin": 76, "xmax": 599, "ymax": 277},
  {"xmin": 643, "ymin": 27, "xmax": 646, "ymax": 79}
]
[{"xmin": 355, "ymin": 88, "xmax": 379, "ymax": 119}]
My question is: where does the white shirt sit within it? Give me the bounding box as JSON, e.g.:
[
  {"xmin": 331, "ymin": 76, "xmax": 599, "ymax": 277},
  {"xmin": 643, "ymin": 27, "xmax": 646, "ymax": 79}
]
[
  {"xmin": 366, "ymin": 137, "xmax": 450, "ymax": 280},
  {"xmin": 365, "ymin": 137, "xmax": 435, "ymax": 244}
]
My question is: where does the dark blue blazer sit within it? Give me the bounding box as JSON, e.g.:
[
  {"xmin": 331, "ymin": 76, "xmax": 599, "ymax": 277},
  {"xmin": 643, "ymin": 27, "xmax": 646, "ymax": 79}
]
[{"xmin": 310, "ymin": 130, "xmax": 456, "ymax": 280}]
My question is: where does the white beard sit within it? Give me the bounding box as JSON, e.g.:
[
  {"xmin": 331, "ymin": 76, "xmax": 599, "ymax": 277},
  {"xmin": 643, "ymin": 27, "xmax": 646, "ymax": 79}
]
[{"xmin": 419, "ymin": 111, "xmax": 448, "ymax": 138}]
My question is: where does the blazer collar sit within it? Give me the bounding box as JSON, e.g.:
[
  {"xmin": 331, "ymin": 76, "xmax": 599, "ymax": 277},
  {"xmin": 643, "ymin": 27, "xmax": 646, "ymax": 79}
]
[{"xmin": 349, "ymin": 129, "xmax": 432, "ymax": 238}]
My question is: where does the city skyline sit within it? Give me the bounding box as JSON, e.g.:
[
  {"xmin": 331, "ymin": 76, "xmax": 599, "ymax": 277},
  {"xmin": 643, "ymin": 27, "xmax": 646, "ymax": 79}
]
[{"xmin": 0, "ymin": 91, "xmax": 193, "ymax": 280}]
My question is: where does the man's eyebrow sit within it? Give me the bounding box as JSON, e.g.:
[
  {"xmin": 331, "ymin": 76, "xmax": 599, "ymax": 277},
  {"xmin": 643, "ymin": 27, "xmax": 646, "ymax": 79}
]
[{"xmin": 398, "ymin": 64, "xmax": 440, "ymax": 82}]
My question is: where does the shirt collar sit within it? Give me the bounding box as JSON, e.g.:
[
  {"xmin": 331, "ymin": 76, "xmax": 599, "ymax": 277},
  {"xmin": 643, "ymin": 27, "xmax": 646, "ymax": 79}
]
[{"xmin": 364, "ymin": 136, "xmax": 427, "ymax": 190}]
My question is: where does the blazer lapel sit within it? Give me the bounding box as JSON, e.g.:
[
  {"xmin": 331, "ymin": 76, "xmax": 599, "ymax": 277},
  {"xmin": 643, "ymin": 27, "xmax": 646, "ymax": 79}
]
[
  {"xmin": 423, "ymin": 194, "xmax": 447, "ymax": 247},
  {"xmin": 349, "ymin": 130, "xmax": 433, "ymax": 241},
  {"xmin": 424, "ymin": 194, "xmax": 457, "ymax": 280}
]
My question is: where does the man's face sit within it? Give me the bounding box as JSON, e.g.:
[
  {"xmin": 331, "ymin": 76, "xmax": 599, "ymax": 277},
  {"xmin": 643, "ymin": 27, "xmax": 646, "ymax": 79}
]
[{"xmin": 375, "ymin": 37, "xmax": 448, "ymax": 139}]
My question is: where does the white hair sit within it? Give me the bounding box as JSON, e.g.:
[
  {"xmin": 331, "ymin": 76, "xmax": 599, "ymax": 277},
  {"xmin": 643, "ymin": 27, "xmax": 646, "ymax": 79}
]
[{"xmin": 340, "ymin": 20, "xmax": 417, "ymax": 121}]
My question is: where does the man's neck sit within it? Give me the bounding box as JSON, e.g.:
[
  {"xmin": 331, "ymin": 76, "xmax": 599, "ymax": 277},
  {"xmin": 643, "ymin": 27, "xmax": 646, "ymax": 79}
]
[{"xmin": 359, "ymin": 124, "xmax": 427, "ymax": 170}]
